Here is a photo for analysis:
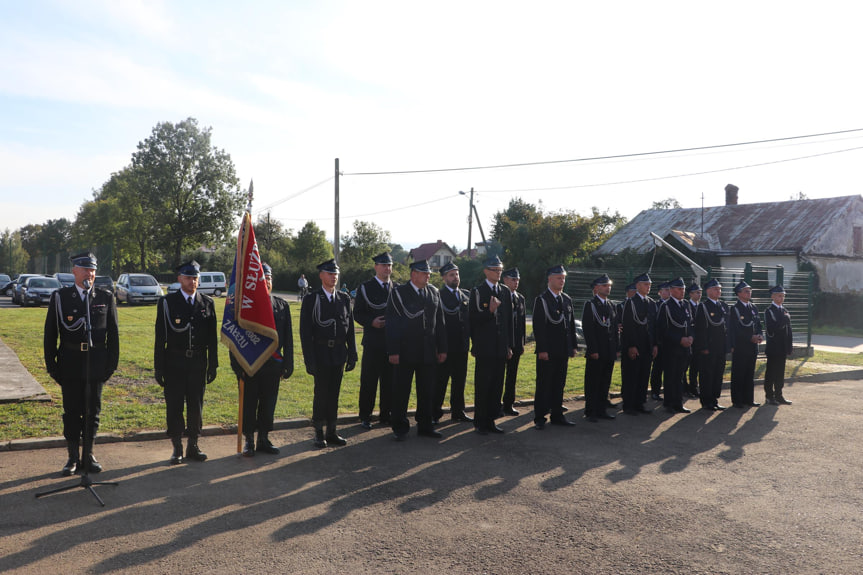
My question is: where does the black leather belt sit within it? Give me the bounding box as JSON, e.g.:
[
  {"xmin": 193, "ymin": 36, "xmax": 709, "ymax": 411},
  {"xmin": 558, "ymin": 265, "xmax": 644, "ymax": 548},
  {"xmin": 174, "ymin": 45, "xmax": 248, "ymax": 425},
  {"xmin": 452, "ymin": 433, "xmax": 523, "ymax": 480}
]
[
  {"xmin": 63, "ymin": 342, "xmax": 105, "ymax": 352},
  {"xmin": 315, "ymin": 339, "xmax": 344, "ymax": 348},
  {"xmin": 168, "ymin": 348, "xmax": 207, "ymax": 358}
]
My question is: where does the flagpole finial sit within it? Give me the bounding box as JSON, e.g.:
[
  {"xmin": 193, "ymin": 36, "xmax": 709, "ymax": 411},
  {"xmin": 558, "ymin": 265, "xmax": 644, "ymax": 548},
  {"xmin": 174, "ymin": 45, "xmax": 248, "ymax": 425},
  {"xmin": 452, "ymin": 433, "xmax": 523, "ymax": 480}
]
[{"xmin": 247, "ymin": 179, "xmax": 254, "ymax": 212}]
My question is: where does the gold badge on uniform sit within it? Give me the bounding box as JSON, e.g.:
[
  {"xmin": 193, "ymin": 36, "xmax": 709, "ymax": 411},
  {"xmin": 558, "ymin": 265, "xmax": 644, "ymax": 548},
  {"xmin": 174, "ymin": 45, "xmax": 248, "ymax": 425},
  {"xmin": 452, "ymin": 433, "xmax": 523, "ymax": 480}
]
[
  {"xmin": 175, "ymin": 318, "xmax": 182, "ymax": 324},
  {"xmin": 483, "ymin": 303, "xmax": 488, "ymax": 308},
  {"xmin": 67, "ymin": 316, "xmax": 74, "ymax": 322},
  {"xmin": 710, "ymin": 313, "xmax": 715, "ymax": 317}
]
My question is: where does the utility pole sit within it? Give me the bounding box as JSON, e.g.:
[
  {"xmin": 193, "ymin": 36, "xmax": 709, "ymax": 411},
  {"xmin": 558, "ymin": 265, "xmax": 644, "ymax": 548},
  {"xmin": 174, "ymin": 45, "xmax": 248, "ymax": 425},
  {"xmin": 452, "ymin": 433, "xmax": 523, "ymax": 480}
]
[
  {"xmin": 460, "ymin": 188, "xmax": 475, "ymax": 258},
  {"xmin": 334, "ymin": 158, "xmax": 340, "ymax": 264}
]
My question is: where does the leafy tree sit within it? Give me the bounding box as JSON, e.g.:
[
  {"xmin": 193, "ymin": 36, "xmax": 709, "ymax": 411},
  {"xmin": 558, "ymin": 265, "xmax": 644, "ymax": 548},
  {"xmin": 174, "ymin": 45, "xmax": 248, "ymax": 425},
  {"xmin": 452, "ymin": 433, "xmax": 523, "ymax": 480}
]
[
  {"xmin": 339, "ymin": 220, "xmax": 391, "ymax": 266},
  {"xmin": 0, "ymin": 229, "xmax": 30, "ymax": 275},
  {"xmin": 389, "ymin": 243, "xmax": 410, "ymax": 264},
  {"xmin": 132, "ymin": 117, "xmax": 245, "ymax": 267},
  {"xmin": 289, "ymin": 221, "xmax": 333, "ymax": 280},
  {"xmin": 255, "ymin": 212, "xmax": 294, "ymax": 273},
  {"xmin": 491, "ymin": 198, "xmax": 626, "ymax": 305},
  {"xmin": 19, "ymin": 219, "xmax": 72, "ymax": 273},
  {"xmin": 650, "ymin": 197, "xmax": 682, "ymax": 210}
]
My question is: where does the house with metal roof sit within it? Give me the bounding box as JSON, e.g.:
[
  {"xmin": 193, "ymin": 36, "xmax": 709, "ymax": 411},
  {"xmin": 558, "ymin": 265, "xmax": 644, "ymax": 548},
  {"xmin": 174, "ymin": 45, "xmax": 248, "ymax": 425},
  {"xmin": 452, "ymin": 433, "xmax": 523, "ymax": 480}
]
[{"xmin": 593, "ymin": 190, "xmax": 863, "ymax": 294}]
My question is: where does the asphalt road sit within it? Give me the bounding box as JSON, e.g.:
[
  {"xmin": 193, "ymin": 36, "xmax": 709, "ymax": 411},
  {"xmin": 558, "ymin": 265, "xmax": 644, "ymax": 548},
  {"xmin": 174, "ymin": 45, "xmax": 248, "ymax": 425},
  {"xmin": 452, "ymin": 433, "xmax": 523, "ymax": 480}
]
[{"xmin": 2, "ymin": 376, "xmax": 862, "ymax": 575}]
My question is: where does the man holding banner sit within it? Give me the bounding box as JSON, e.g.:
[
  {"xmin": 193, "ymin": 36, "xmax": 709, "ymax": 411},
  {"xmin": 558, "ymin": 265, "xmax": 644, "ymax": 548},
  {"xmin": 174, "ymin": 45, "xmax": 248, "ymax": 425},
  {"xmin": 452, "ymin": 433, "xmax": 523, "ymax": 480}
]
[
  {"xmin": 300, "ymin": 259, "xmax": 358, "ymax": 448},
  {"xmin": 221, "ymin": 212, "xmax": 281, "ymax": 457},
  {"xmin": 230, "ymin": 263, "xmax": 293, "ymax": 456}
]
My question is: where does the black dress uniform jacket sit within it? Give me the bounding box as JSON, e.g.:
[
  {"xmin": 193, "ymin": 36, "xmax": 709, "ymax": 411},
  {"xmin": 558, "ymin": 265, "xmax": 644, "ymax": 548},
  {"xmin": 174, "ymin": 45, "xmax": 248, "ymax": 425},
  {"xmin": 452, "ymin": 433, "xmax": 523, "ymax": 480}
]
[
  {"xmin": 469, "ymin": 281, "xmax": 513, "ymax": 430},
  {"xmin": 655, "ymin": 298, "xmax": 692, "ymax": 409},
  {"xmin": 532, "ymin": 289, "xmax": 578, "ymax": 424},
  {"xmin": 354, "ymin": 277, "xmax": 394, "ymax": 422},
  {"xmin": 728, "ymin": 300, "xmax": 763, "ymax": 406},
  {"xmin": 693, "ymin": 298, "xmax": 728, "ymax": 408},
  {"xmin": 435, "ymin": 285, "xmax": 471, "ymax": 419},
  {"xmin": 581, "ymin": 295, "xmax": 619, "ymax": 417}
]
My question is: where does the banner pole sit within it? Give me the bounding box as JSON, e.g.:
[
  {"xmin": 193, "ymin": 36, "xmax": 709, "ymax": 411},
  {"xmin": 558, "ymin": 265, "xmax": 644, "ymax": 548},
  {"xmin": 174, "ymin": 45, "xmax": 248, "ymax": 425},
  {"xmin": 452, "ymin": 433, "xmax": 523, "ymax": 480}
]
[{"xmin": 237, "ymin": 377, "xmax": 245, "ymax": 453}]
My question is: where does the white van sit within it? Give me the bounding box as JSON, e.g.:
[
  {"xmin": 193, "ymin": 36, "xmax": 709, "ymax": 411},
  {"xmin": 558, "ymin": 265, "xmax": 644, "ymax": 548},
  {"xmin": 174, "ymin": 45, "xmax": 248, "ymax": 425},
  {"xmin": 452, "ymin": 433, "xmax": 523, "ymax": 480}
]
[{"xmin": 167, "ymin": 271, "xmax": 227, "ymax": 297}]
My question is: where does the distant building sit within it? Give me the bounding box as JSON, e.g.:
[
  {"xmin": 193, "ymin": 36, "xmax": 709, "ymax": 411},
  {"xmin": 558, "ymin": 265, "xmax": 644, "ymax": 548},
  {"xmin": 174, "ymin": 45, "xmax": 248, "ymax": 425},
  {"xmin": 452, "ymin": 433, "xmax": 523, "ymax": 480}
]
[
  {"xmin": 593, "ymin": 192, "xmax": 863, "ymax": 294},
  {"xmin": 409, "ymin": 240, "xmax": 458, "ymax": 271},
  {"xmin": 458, "ymin": 241, "xmax": 490, "ymax": 259}
]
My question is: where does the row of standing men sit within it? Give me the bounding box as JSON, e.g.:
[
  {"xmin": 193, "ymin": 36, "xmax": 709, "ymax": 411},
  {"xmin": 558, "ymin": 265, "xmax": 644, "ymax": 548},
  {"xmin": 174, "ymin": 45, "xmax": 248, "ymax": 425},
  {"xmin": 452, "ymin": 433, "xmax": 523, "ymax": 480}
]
[{"xmin": 44, "ymin": 251, "xmax": 793, "ymax": 476}]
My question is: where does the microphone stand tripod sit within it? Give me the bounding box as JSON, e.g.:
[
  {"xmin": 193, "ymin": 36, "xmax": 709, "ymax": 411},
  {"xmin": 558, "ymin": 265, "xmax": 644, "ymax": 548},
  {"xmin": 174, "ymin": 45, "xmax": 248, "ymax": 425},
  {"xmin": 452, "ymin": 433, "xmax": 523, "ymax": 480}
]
[{"xmin": 36, "ymin": 282, "xmax": 118, "ymax": 506}]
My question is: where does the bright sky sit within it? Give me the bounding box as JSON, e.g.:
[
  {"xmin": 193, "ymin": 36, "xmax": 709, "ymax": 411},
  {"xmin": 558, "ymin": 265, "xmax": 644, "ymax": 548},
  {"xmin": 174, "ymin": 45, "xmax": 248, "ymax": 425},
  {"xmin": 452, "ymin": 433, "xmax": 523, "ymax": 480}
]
[{"xmin": 2, "ymin": 1, "xmax": 862, "ymax": 252}]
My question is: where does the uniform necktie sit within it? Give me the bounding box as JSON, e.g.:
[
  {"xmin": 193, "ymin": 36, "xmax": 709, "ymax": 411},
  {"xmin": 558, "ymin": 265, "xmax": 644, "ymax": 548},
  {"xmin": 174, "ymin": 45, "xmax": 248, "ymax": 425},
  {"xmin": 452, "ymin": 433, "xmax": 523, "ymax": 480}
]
[
  {"xmin": 82, "ymin": 290, "xmax": 89, "ymax": 301},
  {"xmin": 187, "ymin": 296, "xmax": 193, "ymax": 306}
]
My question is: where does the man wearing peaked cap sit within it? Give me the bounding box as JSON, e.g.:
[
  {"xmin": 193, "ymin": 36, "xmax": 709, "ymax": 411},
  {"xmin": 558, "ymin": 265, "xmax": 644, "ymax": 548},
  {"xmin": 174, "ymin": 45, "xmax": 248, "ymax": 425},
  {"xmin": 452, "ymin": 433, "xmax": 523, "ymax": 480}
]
[
  {"xmin": 500, "ymin": 267, "xmax": 526, "ymax": 418},
  {"xmin": 154, "ymin": 259, "xmax": 218, "ymax": 464},
  {"xmin": 44, "ymin": 251, "xmax": 119, "ymax": 476},
  {"xmin": 764, "ymin": 285, "xmax": 793, "ymax": 405},
  {"xmin": 684, "ymin": 282, "xmax": 703, "ymax": 398},
  {"xmin": 728, "ymin": 279, "xmax": 763, "ymax": 408},
  {"xmin": 693, "ymin": 278, "xmax": 729, "ymax": 411},
  {"xmin": 620, "ymin": 272, "xmax": 656, "ymax": 415},
  {"xmin": 649, "ymin": 280, "xmax": 672, "ymax": 401},
  {"xmin": 655, "ymin": 277, "xmax": 694, "ymax": 414},
  {"xmin": 434, "ymin": 261, "xmax": 473, "ymax": 423},
  {"xmin": 532, "ymin": 264, "xmax": 579, "ymax": 429},
  {"xmin": 581, "ymin": 274, "xmax": 619, "ymax": 422},
  {"xmin": 231, "ymin": 263, "xmax": 294, "ymax": 457},
  {"xmin": 354, "ymin": 252, "xmax": 395, "ymax": 430},
  {"xmin": 386, "ymin": 259, "xmax": 448, "ymax": 440},
  {"xmin": 469, "ymin": 254, "xmax": 513, "ymax": 434},
  {"xmin": 300, "ymin": 258, "xmax": 358, "ymax": 448}
]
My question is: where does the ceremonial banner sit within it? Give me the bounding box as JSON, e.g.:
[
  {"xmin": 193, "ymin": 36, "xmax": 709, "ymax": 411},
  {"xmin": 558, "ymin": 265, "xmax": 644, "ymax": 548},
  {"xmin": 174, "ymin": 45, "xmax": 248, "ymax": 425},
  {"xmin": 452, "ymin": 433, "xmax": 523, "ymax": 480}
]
[{"xmin": 220, "ymin": 212, "xmax": 278, "ymax": 376}]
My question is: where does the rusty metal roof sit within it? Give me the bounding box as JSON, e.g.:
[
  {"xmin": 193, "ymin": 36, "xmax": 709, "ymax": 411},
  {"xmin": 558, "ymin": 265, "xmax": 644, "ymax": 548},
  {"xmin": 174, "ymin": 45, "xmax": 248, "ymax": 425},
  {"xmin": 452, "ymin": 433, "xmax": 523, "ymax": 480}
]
[{"xmin": 594, "ymin": 195, "xmax": 863, "ymax": 256}]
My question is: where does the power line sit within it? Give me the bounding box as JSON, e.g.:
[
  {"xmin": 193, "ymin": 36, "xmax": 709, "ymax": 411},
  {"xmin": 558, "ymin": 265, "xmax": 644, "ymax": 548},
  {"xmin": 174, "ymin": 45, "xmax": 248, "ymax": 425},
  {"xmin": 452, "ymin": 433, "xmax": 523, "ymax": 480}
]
[
  {"xmin": 479, "ymin": 145, "xmax": 863, "ymax": 193},
  {"xmin": 252, "ymin": 175, "xmax": 334, "ymax": 214},
  {"xmin": 342, "ymin": 128, "xmax": 863, "ymax": 176},
  {"xmin": 272, "ymin": 194, "xmax": 459, "ymax": 222}
]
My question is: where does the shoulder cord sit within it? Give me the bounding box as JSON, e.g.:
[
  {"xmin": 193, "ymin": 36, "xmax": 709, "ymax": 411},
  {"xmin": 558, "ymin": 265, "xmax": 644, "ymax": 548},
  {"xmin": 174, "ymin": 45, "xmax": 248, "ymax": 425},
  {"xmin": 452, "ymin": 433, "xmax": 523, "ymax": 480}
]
[
  {"xmin": 538, "ymin": 296, "xmax": 565, "ymax": 325},
  {"xmin": 699, "ymin": 301, "xmax": 726, "ymax": 327},
  {"xmin": 765, "ymin": 306, "xmax": 791, "ymax": 338},
  {"xmin": 392, "ymin": 287, "xmax": 425, "ymax": 320},
  {"xmin": 733, "ymin": 305, "xmax": 756, "ymax": 328},
  {"xmin": 359, "ymin": 283, "xmax": 387, "ymax": 311},
  {"xmin": 440, "ymin": 290, "xmax": 463, "ymax": 315},
  {"xmin": 312, "ymin": 294, "xmax": 337, "ymax": 328},
  {"xmin": 662, "ymin": 302, "xmax": 690, "ymax": 330},
  {"xmin": 627, "ymin": 297, "xmax": 648, "ymax": 326},
  {"xmin": 590, "ymin": 301, "xmax": 611, "ymax": 328},
  {"xmin": 53, "ymin": 293, "xmax": 87, "ymax": 333},
  {"xmin": 161, "ymin": 297, "xmax": 193, "ymax": 349}
]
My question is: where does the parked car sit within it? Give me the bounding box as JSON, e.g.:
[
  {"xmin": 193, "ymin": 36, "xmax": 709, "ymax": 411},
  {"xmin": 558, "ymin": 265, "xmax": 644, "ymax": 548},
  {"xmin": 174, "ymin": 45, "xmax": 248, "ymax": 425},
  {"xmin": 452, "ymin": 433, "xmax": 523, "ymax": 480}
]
[
  {"xmin": 53, "ymin": 272, "xmax": 75, "ymax": 288},
  {"xmin": 20, "ymin": 276, "xmax": 61, "ymax": 307},
  {"xmin": 94, "ymin": 275, "xmax": 114, "ymax": 294},
  {"xmin": 167, "ymin": 271, "xmax": 227, "ymax": 296},
  {"xmin": 11, "ymin": 274, "xmax": 42, "ymax": 304},
  {"xmin": 115, "ymin": 273, "xmax": 162, "ymax": 305},
  {"xmin": 0, "ymin": 274, "xmax": 12, "ymax": 296},
  {"xmin": 573, "ymin": 318, "xmax": 586, "ymax": 348}
]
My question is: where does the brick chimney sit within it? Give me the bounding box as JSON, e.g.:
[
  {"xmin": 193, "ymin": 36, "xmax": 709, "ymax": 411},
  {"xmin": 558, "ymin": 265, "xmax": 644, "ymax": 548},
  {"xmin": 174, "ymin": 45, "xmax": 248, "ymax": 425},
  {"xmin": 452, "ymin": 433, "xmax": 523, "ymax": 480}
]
[{"xmin": 725, "ymin": 184, "xmax": 739, "ymax": 205}]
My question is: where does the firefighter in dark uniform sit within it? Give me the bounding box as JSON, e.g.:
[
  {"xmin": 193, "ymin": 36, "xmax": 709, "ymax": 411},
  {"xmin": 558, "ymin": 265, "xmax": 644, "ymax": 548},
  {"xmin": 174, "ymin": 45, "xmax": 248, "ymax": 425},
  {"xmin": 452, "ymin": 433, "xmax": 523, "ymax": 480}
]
[
  {"xmin": 386, "ymin": 259, "xmax": 448, "ymax": 440},
  {"xmin": 684, "ymin": 283, "xmax": 702, "ymax": 398},
  {"xmin": 469, "ymin": 255, "xmax": 513, "ymax": 434},
  {"xmin": 434, "ymin": 261, "xmax": 473, "ymax": 423},
  {"xmin": 581, "ymin": 274, "xmax": 619, "ymax": 422},
  {"xmin": 500, "ymin": 267, "xmax": 526, "ymax": 417},
  {"xmin": 693, "ymin": 278, "xmax": 729, "ymax": 411},
  {"xmin": 532, "ymin": 264, "xmax": 579, "ymax": 429},
  {"xmin": 650, "ymin": 281, "xmax": 671, "ymax": 400},
  {"xmin": 764, "ymin": 285, "xmax": 793, "ymax": 405},
  {"xmin": 154, "ymin": 260, "xmax": 218, "ymax": 464},
  {"xmin": 728, "ymin": 280, "xmax": 763, "ymax": 408},
  {"xmin": 299, "ymin": 258, "xmax": 358, "ymax": 448},
  {"xmin": 231, "ymin": 263, "xmax": 293, "ymax": 456},
  {"xmin": 44, "ymin": 252, "xmax": 119, "ymax": 476},
  {"xmin": 620, "ymin": 273, "xmax": 656, "ymax": 415},
  {"xmin": 656, "ymin": 277, "xmax": 694, "ymax": 414},
  {"xmin": 354, "ymin": 252, "xmax": 395, "ymax": 429}
]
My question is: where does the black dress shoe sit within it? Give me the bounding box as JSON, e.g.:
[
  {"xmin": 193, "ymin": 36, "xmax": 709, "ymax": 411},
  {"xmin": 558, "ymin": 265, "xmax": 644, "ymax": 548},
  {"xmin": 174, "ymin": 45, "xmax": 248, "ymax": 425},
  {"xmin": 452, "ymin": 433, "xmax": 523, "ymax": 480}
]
[
  {"xmin": 534, "ymin": 420, "xmax": 546, "ymax": 430},
  {"xmin": 561, "ymin": 405, "xmax": 569, "ymax": 412},
  {"xmin": 418, "ymin": 429, "xmax": 443, "ymax": 439},
  {"xmin": 313, "ymin": 429, "xmax": 327, "ymax": 448},
  {"xmin": 169, "ymin": 441, "xmax": 184, "ymax": 465},
  {"xmin": 360, "ymin": 420, "xmax": 373, "ymax": 430},
  {"xmin": 452, "ymin": 412, "xmax": 474, "ymax": 422},
  {"xmin": 487, "ymin": 424, "xmax": 505, "ymax": 434},
  {"xmin": 186, "ymin": 443, "xmax": 207, "ymax": 462},
  {"xmin": 242, "ymin": 437, "xmax": 255, "ymax": 457},
  {"xmin": 749, "ymin": 402, "xmax": 761, "ymax": 407},
  {"xmin": 605, "ymin": 401, "xmax": 621, "ymax": 409},
  {"xmin": 637, "ymin": 406, "xmax": 653, "ymax": 414},
  {"xmin": 777, "ymin": 397, "xmax": 793, "ymax": 405},
  {"xmin": 596, "ymin": 411, "xmax": 616, "ymax": 420},
  {"xmin": 502, "ymin": 406, "xmax": 520, "ymax": 416},
  {"xmin": 61, "ymin": 457, "xmax": 79, "ymax": 476},
  {"xmin": 256, "ymin": 438, "xmax": 280, "ymax": 455},
  {"xmin": 651, "ymin": 393, "xmax": 663, "ymax": 401},
  {"xmin": 701, "ymin": 406, "xmax": 716, "ymax": 412},
  {"xmin": 550, "ymin": 417, "xmax": 576, "ymax": 426},
  {"xmin": 674, "ymin": 406, "xmax": 691, "ymax": 414},
  {"xmin": 326, "ymin": 434, "xmax": 347, "ymax": 447},
  {"xmin": 714, "ymin": 404, "xmax": 727, "ymax": 410},
  {"xmin": 622, "ymin": 409, "xmax": 639, "ymax": 416}
]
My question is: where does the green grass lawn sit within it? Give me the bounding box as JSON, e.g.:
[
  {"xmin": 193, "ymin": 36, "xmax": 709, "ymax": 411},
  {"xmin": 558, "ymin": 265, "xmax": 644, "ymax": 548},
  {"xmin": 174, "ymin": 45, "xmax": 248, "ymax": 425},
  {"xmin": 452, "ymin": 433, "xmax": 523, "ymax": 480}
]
[{"xmin": 2, "ymin": 301, "xmax": 860, "ymax": 442}]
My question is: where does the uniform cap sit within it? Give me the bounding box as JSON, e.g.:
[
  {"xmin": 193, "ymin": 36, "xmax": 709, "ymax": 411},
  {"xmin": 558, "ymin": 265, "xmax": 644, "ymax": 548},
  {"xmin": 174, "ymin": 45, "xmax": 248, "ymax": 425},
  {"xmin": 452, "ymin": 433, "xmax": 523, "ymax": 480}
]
[
  {"xmin": 317, "ymin": 259, "xmax": 340, "ymax": 273},
  {"xmin": 734, "ymin": 280, "xmax": 751, "ymax": 293},
  {"xmin": 410, "ymin": 259, "xmax": 431, "ymax": 273},
  {"xmin": 176, "ymin": 260, "xmax": 200, "ymax": 277},
  {"xmin": 703, "ymin": 278, "xmax": 722, "ymax": 289},
  {"xmin": 502, "ymin": 267, "xmax": 520, "ymax": 279},
  {"xmin": 262, "ymin": 263, "xmax": 273, "ymax": 277},
  {"xmin": 769, "ymin": 285, "xmax": 785, "ymax": 294},
  {"xmin": 667, "ymin": 277, "xmax": 686, "ymax": 288},
  {"xmin": 372, "ymin": 252, "xmax": 393, "ymax": 265},
  {"xmin": 591, "ymin": 274, "xmax": 612, "ymax": 287},
  {"xmin": 483, "ymin": 255, "xmax": 504, "ymax": 269},
  {"xmin": 70, "ymin": 252, "xmax": 98, "ymax": 269},
  {"xmin": 439, "ymin": 261, "xmax": 459, "ymax": 275},
  {"xmin": 546, "ymin": 264, "xmax": 566, "ymax": 276}
]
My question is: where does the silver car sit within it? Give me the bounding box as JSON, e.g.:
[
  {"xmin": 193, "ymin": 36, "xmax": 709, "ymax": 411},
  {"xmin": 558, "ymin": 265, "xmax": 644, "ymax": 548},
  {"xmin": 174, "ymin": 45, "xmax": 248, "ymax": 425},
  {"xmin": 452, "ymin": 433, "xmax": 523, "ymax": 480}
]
[
  {"xmin": 20, "ymin": 276, "xmax": 61, "ymax": 307},
  {"xmin": 115, "ymin": 273, "xmax": 162, "ymax": 305}
]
